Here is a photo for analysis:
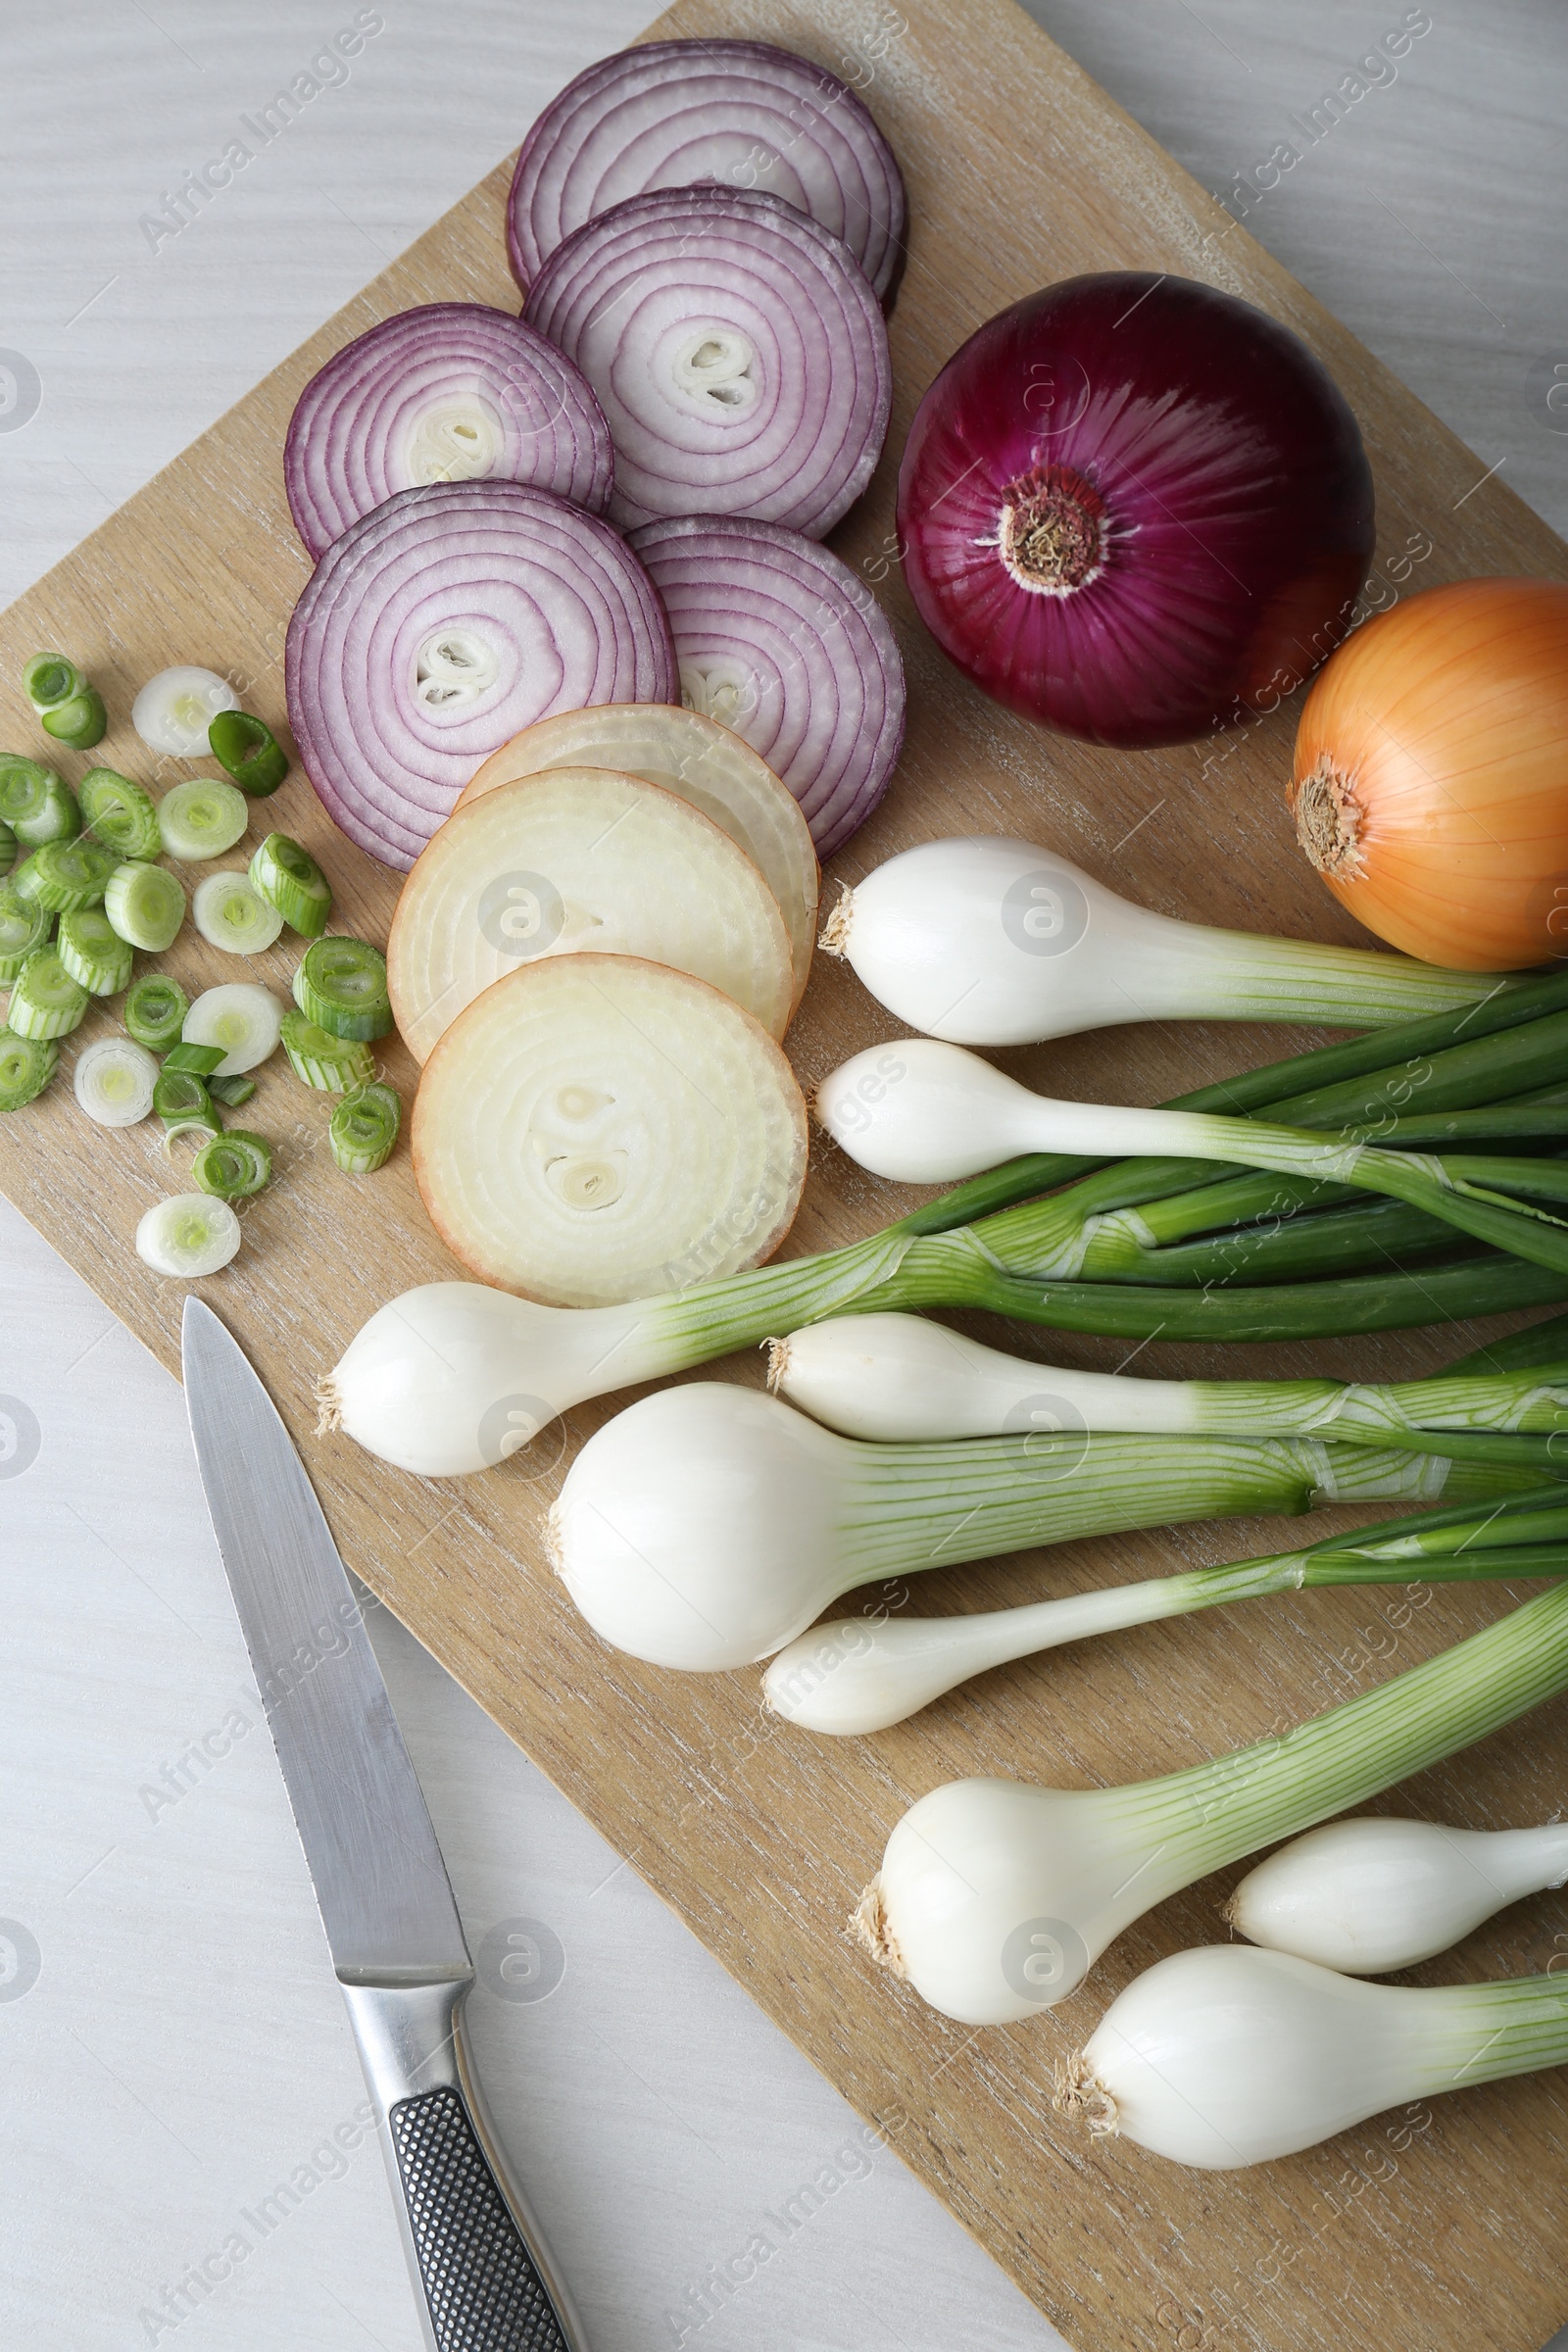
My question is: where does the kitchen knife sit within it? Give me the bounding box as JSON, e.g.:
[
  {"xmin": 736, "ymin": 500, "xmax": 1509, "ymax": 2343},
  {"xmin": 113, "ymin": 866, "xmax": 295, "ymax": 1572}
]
[{"xmin": 181, "ymin": 1295, "xmax": 585, "ymax": 2352}]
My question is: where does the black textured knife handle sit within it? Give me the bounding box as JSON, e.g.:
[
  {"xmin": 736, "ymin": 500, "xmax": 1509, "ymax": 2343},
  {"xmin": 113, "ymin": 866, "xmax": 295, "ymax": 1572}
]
[{"xmin": 389, "ymin": 2085, "xmax": 573, "ymax": 2352}]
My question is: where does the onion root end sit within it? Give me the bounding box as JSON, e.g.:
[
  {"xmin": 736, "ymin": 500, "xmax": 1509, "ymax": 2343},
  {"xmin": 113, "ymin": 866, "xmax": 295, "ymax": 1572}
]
[
  {"xmin": 1292, "ymin": 754, "xmax": 1368, "ymax": 882},
  {"xmin": 850, "ymin": 1875, "xmax": 906, "ymax": 1976},
  {"xmin": 1054, "ymin": 2052, "xmax": 1120, "ymax": 2139}
]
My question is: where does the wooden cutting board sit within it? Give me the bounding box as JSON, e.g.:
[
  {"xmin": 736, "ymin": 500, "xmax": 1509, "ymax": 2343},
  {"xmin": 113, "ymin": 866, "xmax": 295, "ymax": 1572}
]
[{"xmin": 5, "ymin": 2, "xmax": 1567, "ymax": 2346}]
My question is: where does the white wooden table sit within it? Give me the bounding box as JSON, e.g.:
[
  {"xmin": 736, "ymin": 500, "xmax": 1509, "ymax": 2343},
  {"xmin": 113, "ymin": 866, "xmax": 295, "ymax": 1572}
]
[{"xmin": 2, "ymin": 6, "xmax": 1565, "ymax": 2346}]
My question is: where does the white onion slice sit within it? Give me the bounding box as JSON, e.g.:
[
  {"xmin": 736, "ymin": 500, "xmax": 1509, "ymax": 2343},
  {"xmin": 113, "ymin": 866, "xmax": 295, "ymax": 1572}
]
[
  {"xmin": 412, "ymin": 954, "xmax": 808, "ymax": 1306},
  {"xmin": 387, "ymin": 766, "xmax": 795, "ymax": 1062},
  {"xmin": 182, "ymin": 983, "xmax": 285, "ymax": 1074},
  {"xmin": 507, "ymin": 38, "xmax": 906, "ymax": 305},
  {"xmin": 74, "ymin": 1036, "xmax": 158, "ymax": 1128},
  {"xmin": 132, "ymin": 666, "xmax": 240, "ymax": 759},
  {"xmin": 285, "ymin": 479, "xmax": 676, "ymax": 871},
  {"xmin": 284, "ymin": 303, "xmax": 613, "ymax": 559},
  {"xmin": 456, "ymin": 704, "xmax": 818, "ymax": 1010},
  {"xmin": 523, "ymin": 186, "xmax": 891, "ymax": 539},
  {"xmin": 136, "ymin": 1193, "xmax": 241, "ymax": 1277},
  {"xmin": 628, "ymin": 515, "xmax": 906, "ymax": 859},
  {"xmin": 192, "ymin": 871, "xmax": 285, "ymax": 955}
]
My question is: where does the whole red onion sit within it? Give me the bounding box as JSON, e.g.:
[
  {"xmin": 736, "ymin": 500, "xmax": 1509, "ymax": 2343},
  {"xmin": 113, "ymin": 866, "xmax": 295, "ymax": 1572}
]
[{"xmin": 896, "ymin": 272, "xmax": 1375, "ymax": 749}]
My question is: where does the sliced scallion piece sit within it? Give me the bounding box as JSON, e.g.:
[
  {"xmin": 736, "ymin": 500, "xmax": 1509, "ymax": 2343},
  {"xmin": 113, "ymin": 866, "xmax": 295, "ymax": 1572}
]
[
  {"xmin": 123, "ymin": 973, "xmax": 189, "ymax": 1052},
  {"xmin": 12, "ymin": 836, "xmax": 119, "ymax": 913},
  {"xmin": 7, "ymin": 946, "xmax": 89, "ymax": 1040},
  {"xmin": 0, "ymin": 1026, "xmax": 57, "ymax": 1111},
  {"xmin": 182, "ymin": 983, "xmax": 284, "ymax": 1074},
  {"xmin": 164, "ymin": 1109, "xmax": 223, "ymax": 1147},
  {"xmin": 0, "ymin": 879, "xmax": 51, "ymax": 983},
  {"xmin": 249, "ymin": 832, "xmax": 331, "ymax": 937},
  {"xmin": 157, "ymin": 777, "xmax": 249, "ymax": 862},
  {"xmin": 192, "ymin": 869, "xmax": 283, "ymax": 955},
  {"xmin": 191, "ymin": 1128, "xmax": 272, "ymax": 1199},
  {"xmin": 161, "ymin": 1041, "xmax": 226, "ymax": 1076},
  {"xmin": 23, "ymin": 652, "xmax": 82, "ymax": 714},
  {"xmin": 74, "ymin": 1036, "xmax": 158, "ymax": 1128},
  {"xmin": 209, "ymin": 710, "xmax": 288, "ymax": 797},
  {"xmin": 57, "ymin": 907, "xmax": 132, "ymax": 996},
  {"xmin": 135, "ymin": 1191, "xmax": 241, "ymax": 1277},
  {"xmin": 206, "ymin": 1071, "xmax": 257, "ymax": 1108},
  {"xmin": 153, "ymin": 1066, "xmax": 216, "ymax": 1126},
  {"xmin": 0, "ymin": 818, "xmax": 15, "ymax": 881},
  {"xmin": 41, "ymin": 686, "xmax": 108, "ymax": 751},
  {"xmin": 329, "ymin": 1082, "xmax": 401, "ymax": 1173},
  {"xmin": 0, "ymin": 757, "xmax": 79, "ymax": 847},
  {"xmin": 78, "ymin": 767, "xmax": 160, "ymax": 860},
  {"xmin": 104, "ymin": 859, "xmax": 185, "ymax": 953},
  {"xmin": 279, "ymin": 1007, "xmax": 374, "ymax": 1091},
  {"xmin": 292, "ymin": 935, "xmax": 391, "ymax": 1041}
]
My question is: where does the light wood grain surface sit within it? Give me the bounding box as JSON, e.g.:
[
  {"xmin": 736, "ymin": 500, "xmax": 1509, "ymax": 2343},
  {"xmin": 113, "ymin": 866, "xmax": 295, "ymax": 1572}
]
[{"xmin": 4, "ymin": 3, "xmax": 1568, "ymax": 2349}]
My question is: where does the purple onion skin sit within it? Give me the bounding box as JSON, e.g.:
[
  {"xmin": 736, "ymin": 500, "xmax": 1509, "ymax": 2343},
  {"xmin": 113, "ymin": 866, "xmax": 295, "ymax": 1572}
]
[{"xmin": 897, "ymin": 272, "xmax": 1376, "ymax": 750}]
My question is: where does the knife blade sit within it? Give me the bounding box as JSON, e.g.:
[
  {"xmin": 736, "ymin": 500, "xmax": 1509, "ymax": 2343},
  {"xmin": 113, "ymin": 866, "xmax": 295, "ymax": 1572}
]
[{"xmin": 182, "ymin": 1296, "xmax": 585, "ymax": 2352}]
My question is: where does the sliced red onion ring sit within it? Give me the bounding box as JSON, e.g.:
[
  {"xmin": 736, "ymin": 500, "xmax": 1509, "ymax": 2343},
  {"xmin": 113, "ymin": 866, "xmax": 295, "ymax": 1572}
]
[
  {"xmin": 285, "ymin": 480, "xmax": 676, "ymax": 870},
  {"xmin": 284, "ymin": 303, "xmax": 612, "ymax": 560},
  {"xmin": 523, "ymin": 185, "xmax": 891, "ymax": 540},
  {"xmin": 507, "ymin": 38, "xmax": 906, "ymax": 306},
  {"xmin": 628, "ymin": 514, "xmax": 905, "ymax": 860}
]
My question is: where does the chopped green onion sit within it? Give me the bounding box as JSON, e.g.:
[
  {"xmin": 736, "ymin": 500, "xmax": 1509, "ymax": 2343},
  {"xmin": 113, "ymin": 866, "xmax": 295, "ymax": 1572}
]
[
  {"xmin": 6, "ymin": 947, "xmax": 89, "ymax": 1040},
  {"xmin": 0, "ymin": 1027, "xmax": 57, "ymax": 1111},
  {"xmin": 161, "ymin": 1041, "xmax": 226, "ymax": 1076},
  {"xmin": 57, "ymin": 907, "xmax": 132, "ymax": 997},
  {"xmin": 191, "ymin": 1128, "xmax": 272, "ymax": 1199},
  {"xmin": 182, "ymin": 983, "xmax": 284, "ymax": 1074},
  {"xmin": 157, "ymin": 777, "xmax": 249, "ymax": 862},
  {"xmin": 135, "ymin": 1191, "xmax": 241, "ymax": 1277},
  {"xmin": 0, "ymin": 819, "xmax": 15, "ymax": 881},
  {"xmin": 23, "ymin": 652, "xmax": 83, "ymax": 713},
  {"xmin": 12, "ymin": 836, "xmax": 119, "ymax": 913},
  {"xmin": 104, "ymin": 859, "xmax": 185, "ymax": 953},
  {"xmin": 191, "ymin": 869, "xmax": 283, "ymax": 956},
  {"xmin": 207, "ymin": 1071, "xmax": 257, "ymax": 1108},
  {"xmin": 249, "ymin": 832, "xmax": 331, "ymax": 937},
  {"xmin": 0, "ymin": 879, "xmax": 51, "ymax": 983},
  {"xmin": 164, "ymin": 1109, "xmax": 223, "ymax": 1146},
  {"xmin": 329, "ymin": 1082, "xmax": 401, "ymax": 1173},
  {"xmin": 279, "ymin": 1007, "xmax": 374, "ymax": 1091},
  {"xmin": 74, "ymin": 1036, "xmax": 158, "ymax": 1128},
  {"xmin": 292, "ymin": 936, "xmax": 391, "ymax": 1041},
  {"xmin": 41, "ymin": 686, "xmax": 108, "ymax": 751},
  {"xmin": 123, "ymin": 973, "xmax": 189, "ymax": 1052},
  {"xmin": 153, "ymin": 1066, "xmax": 216, "ymax": 1126},
  {"xmin": 78, "ymin": 767, "xmax": 160, "ymax": 860},
  {"xmin": 0, "ymin": 757, "xmax": 79, "ymax": 847},
  {"xmin": 208, "ymin": 710, "xmax": 288, "ymax": 797}
]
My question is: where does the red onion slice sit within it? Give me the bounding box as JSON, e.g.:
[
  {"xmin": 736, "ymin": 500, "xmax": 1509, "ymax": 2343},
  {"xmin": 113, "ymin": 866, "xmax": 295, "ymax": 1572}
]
[
  {"xmin": 284, "ymin": 303, "xmax": 612, "ymax": 560},
  {"xmin": 523, "ymin": 186, "xmax": 891, "ymax": 540},
  {"xmin": 285, "ymin": 480, "xmax": 676, "ymax": 870},
  {"xmin": 628, "ymin": 514, "xmax": 905, "ymax": 859},
  {"xmin": 508, "ymin": 38, "xmax": 906, "ymax": 306}
]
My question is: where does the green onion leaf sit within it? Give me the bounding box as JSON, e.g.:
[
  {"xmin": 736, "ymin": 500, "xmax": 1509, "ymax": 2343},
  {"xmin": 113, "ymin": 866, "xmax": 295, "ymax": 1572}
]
[
  {"xmin": 249, "ymin": 832, "xmax": 331, "ymax": 937},
  {"xmin": 191, "ymin": 869, "xmax": 283, "ymax": 956},
  {"xmin": 0, "ymin": 757, "xmax": 80, "ymax": 847},
  {"xmin": 0, "ymin": 819, "xmax": 17, "ymax": 881},
  {"xmin": 206, "ymin": 1071, "xmax": 257, "ymax": 1108},
  {"xmin": 40, "ymin": 686, "xmax": 108, "ymax": 751},
  {"xmin": 6, "ymin": 946, "xmax": 89, "ymax": 1040},
  {"xmin": 79, "ymin": 767, "xmax": 161, "ymax": 860},
  {"xmin": 191, "ymin": 1128, "xmax": 272, "ymax": 1199},
  {"xmin": 329, "ymin": 1081, "xmax": 401, "ymax": 1173},
  {"xmin": 23, "ymin": 652, "xmax": 83, "ymax": 713},
  {"xmin": 0, "ymin": 879, "xmax": 51, "ymax": 983},
  {"xmin": 104, "ymin": 859, "xmax": 185, "ymax": 953},
  {"xmin": 123, "ymin": 973, "xmax": 189, "ymax": 1052},
  {"xmin": 292, "ymin": 935, "xmax": 391, "ymax": 1041},
  {"xmin": 0, "ymin": 1026, "xmax": 57, "ymax": 1111},
  {"xmin": 12, "ymin": 836, "xmax": 119, "ymax": 914},
  {"xmin": 153, "ymin": 1066, "xmax": 217, "ymax": 1126},
  {"xmin": 278, "ymin": 1007, "xmax": 374, "ymax": 1092},
  {"xmin": 57, "ymin": 907, "xmax": 132, "ymax": 997},
  {"xmin": 208, "ymin": 710, "xmax": 289, "ymax": 797},
  {"xmin": 161, "ymin": 1041, "xmax": 226, "ymax": 1076},
  {"xmin": 157, "ymin": 777, "xmax": 249, "ymax": 862},
  {"xmin": 74, "ymin": 1036, "xmax": 158, "ymax": 1128}
]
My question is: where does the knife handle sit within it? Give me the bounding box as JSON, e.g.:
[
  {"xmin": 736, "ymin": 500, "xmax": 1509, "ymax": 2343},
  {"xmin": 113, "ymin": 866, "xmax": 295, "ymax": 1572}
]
[{"xmin": 340, "ymin": 1978, "xmax": 588, "ymax": 2352}]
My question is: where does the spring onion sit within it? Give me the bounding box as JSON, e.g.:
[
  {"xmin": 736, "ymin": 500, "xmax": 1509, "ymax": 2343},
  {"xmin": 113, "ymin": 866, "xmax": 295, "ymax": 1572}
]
[
  {"xmin": 206, "ymin": 1072, "xmax": 257, "ymax": 1108},
  {"xmin": 153, "ymin": 1067, "xmax": 217, "ymax": 1128},
  {"xmin": 157, "ymin": 777, "xmax": 249, "ymax": 862},
  {"xmin": 0, "ymin": 757, "xmax": 79, "ymax": 847},
  {"xmin": 279, "ymin": 1009, "xmax": 373, "ymax": 1093},
  {"xmin": 765, "ymin": 1488, "xmax": 1568, "ymax": 1734},
  {"xmin": 162, "ymin": 1042, "xmax": 226, "ymax": 1076},
  {"xmin": 12, "ymin": 836, "xmax": 119, "ymax": 914},
  {"xmin": 858, "ymin": 1577, "xmax": 1568, "ymax": 2023},
  {"xmin": 74, "ymin": 1036, "xmax": 159, "ymax": 1128},
  {"xmin": 1225, "ymin": 1813, "xmax": 1568, "ymax": 1977},
  {"xmin": 123, "ymin": 974, "xmax": 189, "ymax": 1052},
  {"xmin": 1057, "ymin": 1945, "xmax": 1568, "ymax": 2169},
  {"xmin": 135, "ymin": 1191, "xmax": 241, "ymax": 1277},
  {"xmin": 208, "ymin": 709, "xmax": 288, "ymax": 797},
  {"xmin": 7, "ymin": 948, "xmax": 88, "ymax": 1041},
  {"xmin": 191, "ymin": 869, "xmax": 283, "ymax": 956},
  {"xmin": 249, "ymin": 832, "xmax": 331, "ymax": 937},
  {"xmin": 78, "ymin": 767, "xmax": 160, "ymax": 860},
  {"xmin": 57, "ymin": 908, "xmax": 132, "ymax": 997},
  {"xmin": 104, "ymin": 860, "xmax": 184, "ymax": 953},
  {"xmin": 181, "ymin": 983, "xmax": 285, "ymax": 1076},
  {"xmin": 0, "ymin": 818, "xmax": 14, "ymax": 881},
  {"xmin": 0, "ymin": 880, "xmax": 51, "ymax": 983},
  {"xmin": 329, "ymin": 1082, "xmax": 400, "ymax": 1174},
  {"xmin": 292, "ymin": 935, "xmax": 392, "ymax": 1042},
  {"xmin": 131, "ymin": 666, "xmax": 239, "ymax": 760},
  {"xmin": 22, "ymin": 651, "xmax": 80, "ymax": 713},
  {"xmin": 190, "ymin": 1128, "xmax": 271, "ymax": 1200},
  {"xmin": 0, "ymin": 1027, "xmax": 57, "ymax": 1111},
  {"xmin": 24, "ymin": 650, "xmax": 107, "ymax": 749}
]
